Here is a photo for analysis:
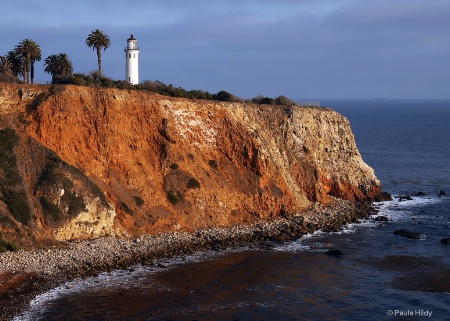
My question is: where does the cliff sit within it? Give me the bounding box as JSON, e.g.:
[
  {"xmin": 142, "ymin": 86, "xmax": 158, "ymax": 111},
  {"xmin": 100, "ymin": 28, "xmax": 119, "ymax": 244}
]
[{"xmin": 0, "ymin": 84, "xmax": 389, "ymax": 246}]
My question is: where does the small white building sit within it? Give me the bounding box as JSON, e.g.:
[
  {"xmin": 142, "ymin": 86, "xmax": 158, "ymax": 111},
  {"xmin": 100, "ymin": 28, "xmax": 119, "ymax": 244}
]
[{"xmin": 125, "ymin": 34, "xmax": 139, "ymax": 84}]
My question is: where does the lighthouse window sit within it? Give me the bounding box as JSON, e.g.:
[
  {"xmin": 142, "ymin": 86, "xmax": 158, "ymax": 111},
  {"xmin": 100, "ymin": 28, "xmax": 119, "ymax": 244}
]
[{"xmin": 129, "ymin": 53, "xmax": 131, "ymax": 58}]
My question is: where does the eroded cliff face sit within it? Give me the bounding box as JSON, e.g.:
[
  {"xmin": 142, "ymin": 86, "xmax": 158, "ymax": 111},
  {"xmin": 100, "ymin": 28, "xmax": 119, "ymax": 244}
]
[{"xmin": 0, "ymin": 84, "xmax": 388, "ymax": 245}]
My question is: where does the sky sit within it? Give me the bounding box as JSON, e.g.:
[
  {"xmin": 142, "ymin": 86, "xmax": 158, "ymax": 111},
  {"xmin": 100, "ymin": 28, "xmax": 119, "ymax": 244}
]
[{"xmin": 1, "ymin": 0, "xmax": 450, "ymax": 99}]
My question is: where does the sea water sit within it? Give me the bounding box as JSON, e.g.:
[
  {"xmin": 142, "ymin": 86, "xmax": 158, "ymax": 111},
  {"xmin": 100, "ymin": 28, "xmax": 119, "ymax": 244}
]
[{"xmin": 14, "ymin": 100, "xmax": 450, "ymax": 321}]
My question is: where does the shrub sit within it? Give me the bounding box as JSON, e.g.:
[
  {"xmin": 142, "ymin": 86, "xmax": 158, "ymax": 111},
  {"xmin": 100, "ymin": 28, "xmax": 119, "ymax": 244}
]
[
  {"xmin": 2, "ymin": 190, "xmax": 31, "ymax": 225},
  {"xmin": 213, "ymin": 90, "xmax": 241, "ymax": 102},
  {"xmin": 208, "ymin": 159, "xmax": 219, "ymax": 169},
  {"xmin": 3, "ymin": 190, "xmax": 31, "ymax": 225},
  {"xmin": 251, "ymin": 95, "xmax": 296, "ymax": 106},
  {"xmin": 37, "ymin": 163, "xmax": 60, "ymax": 186},
  {"xmin": 40, "ymin": 197, "xmax": 62, "ymax": 222},
  {"xmin": 0, "ymin": 129, "xmax": 21, "ymax": 184},
  {"xmin": 120, "ymin": 202, "xmax": 133, "ymax": 214},
  {"xmin": 134, "ymin": 196, "xmax": 145, "ymax": 207},
  {"xmin": 0, "ymin": 129, "xmax": 32, "ymax": 225},
  {"xmin": 187, "ymin": 178, "xmax": 201, "ymax": 189},
  {"xmin": 61, "ymin": 191, "xmax": 86, "ymax": 216},
  {"xmin": 275, "ymin": 95, "xmax": 296, "ymax": 106},
  {"xmin": 0, "ymin": 214, "xmax": 16, "ymax": 228},
  {"xmin": 0, "ymin": 233, "xmax": 19, "ymax": 252},
  {"xmin": 170, "ymin": 163, "xmax": 179, "ymax": 170},
  {"xmin": 0, "ymin": 73, "xmax": 21, "ymax": 84},
  {"xmin": 167, "ymin": 190, "xmax": 183, "ymax": 204},
  {"xmin": 251, "ymin": 95, "xmax": 274, "ymax": 105}
]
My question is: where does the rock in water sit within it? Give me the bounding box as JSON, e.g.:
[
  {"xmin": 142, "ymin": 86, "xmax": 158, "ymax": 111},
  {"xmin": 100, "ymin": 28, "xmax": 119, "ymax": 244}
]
[
  {"xmin": 374, "ymin": 216, "xmax": 389, "ymax": 222},
  {"xmin": 397, "ymin": 195, "xmax": 413, "ymax": 202},
  {"xmin": 440, "ymin": 238, "xmax": 450, "ymax": 244},
  {"xmin": 325, "ymin": 249, "xmax": 343, "ymax": 257},
  {"xmin": 393, "ymin": 229, "xmax": 421, "ymax": 240},
  {"xmin": 439, "ymin": 190, "xmax": 446, "ymax": 196}
]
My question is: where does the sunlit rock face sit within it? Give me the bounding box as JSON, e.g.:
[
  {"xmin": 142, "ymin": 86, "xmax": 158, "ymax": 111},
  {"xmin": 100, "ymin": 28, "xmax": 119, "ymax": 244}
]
[{"xmin": 0, "ymin": 84, "xmax": 389, "ymax": 245}]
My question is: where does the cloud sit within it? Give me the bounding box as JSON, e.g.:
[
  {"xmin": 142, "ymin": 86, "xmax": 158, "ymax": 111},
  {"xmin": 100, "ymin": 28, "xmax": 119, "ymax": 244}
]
[{"xmin": 2, "ymin": 0, "xmax": 450, "ymax": 98}]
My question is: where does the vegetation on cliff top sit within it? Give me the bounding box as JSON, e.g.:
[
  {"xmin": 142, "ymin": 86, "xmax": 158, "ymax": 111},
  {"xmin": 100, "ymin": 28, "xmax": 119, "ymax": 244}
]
[{"xmin": 0, "ymin": 31, "xmax": 296, "ymax": 106}]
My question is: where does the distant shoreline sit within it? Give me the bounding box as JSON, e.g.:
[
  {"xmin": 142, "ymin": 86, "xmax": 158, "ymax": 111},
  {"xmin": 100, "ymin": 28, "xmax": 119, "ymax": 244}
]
[{"xmin": 0, "ymin": 198, "xmax": 375, "ymax": 320}]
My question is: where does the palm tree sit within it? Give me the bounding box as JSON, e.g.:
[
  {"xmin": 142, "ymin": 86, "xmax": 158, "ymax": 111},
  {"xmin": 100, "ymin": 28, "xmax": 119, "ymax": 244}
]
[
  {"xmin": 85, "ymin": 29, "xmax": 110, "ymax": 77},
  {"xmin": 14, "ymin": 39, "xmax": 41, "ymax": 84},
  {"xmin": 6, "ymin": 51, "xmax": 23, "ymax": 78},
  {"xmin": 0, "ymin": 56, "xmax": 13, "ymax": 75},
  {"xmin": 30, "ymin": 44, "xmax": 41, "ymax": 84},
  {"xmin": 44, "ymin": 53, "xmax": 73, "ymax": 79}
]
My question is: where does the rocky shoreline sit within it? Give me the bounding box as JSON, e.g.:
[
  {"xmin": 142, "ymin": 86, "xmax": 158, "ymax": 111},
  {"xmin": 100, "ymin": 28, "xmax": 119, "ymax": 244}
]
[{"xmin": 0, "ymin": 199, "xmax": 375, "ymax": 320}]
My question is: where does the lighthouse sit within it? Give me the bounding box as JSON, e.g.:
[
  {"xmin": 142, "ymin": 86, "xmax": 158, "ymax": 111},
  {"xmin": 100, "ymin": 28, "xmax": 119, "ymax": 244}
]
[{"xmin": 125, "ymin": 34, "xmax": 139, "ymax": 84}]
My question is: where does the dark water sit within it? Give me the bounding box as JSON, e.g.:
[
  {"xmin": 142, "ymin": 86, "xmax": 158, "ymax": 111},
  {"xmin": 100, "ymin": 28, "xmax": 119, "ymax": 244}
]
[{"xmin": 16, "ymin": 100, "xmax": 450, "ymax": 321}]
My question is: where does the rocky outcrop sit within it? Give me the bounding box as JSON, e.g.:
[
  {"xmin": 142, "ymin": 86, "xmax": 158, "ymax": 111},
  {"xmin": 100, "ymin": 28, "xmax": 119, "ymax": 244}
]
[
  {"xmin": 393, "ymin": 229, "xmax": 422, "ymax": 240},
  {"xmin": 0, "ymin": 84, "xmax": 389, "ymax": 246}
]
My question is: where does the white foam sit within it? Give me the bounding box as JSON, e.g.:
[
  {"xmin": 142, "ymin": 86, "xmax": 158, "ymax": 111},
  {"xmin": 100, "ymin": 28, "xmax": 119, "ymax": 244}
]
[
  {"xmin": 376, "ymin": 194, "xmax": 441, "ymax": 208},
  {"xmin": 273, "ymin": 195, "xmax": 445, "ymax": 254},
  {"xmin": 13, "ymin": 247, "xmax": 255, "ymax": 321},
  {"xmin": 373, "ymin": 194, "xmax": 443, "ymax": 222}
]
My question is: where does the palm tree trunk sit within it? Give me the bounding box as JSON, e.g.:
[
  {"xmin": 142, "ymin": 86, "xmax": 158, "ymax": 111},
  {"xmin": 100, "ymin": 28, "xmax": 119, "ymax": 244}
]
[
  {"xmin": 31, "ymin": 62, "xmax": 35, "ymax": 84},
  {"xmin": 23, "ymin": 64, "xmax": 27, "ymax": 83},
  {"xmin": 26, "ymin": 53, "xmax": 31, "ymax": 84},
  {"xmin": 96, "ymin": 46, "xmax": 102, "ymax": 77}
]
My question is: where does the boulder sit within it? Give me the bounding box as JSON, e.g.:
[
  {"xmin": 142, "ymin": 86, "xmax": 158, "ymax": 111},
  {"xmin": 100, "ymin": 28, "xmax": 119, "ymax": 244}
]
[
  {"xmin": 374, "ymin": 216, "xmax": 389, "ymax": 222},
  {"xmin": 325, "ymin": 249, "xmax": 343, "ymax": 257},
  {"xmin": 440, "ymin": 238, "xmax": 450, "ymax": 244},
  {"xmin": 393, "ymin": 229, "xmax": 421, "ymax": 240},
  {"xmin": 397, "ymin": 195, "xmax": 413, "ymax": 202},
  {"xmin": 416, "ymin": 192, "xmax": 427, "ymax": 196},
  {"xmin": 439, "ymin": 190, "xmax": 446, "ymax": 196}
]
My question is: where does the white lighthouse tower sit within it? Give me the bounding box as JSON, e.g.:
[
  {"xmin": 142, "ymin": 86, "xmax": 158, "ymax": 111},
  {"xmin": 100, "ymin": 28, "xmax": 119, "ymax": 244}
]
[{"xmin": 125, "ymin": 34, "xmax": 139, "ymax": 84}]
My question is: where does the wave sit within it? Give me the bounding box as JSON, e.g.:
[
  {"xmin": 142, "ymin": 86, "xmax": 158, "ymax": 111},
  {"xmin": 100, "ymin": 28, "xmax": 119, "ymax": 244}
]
[
  {"xmin": 273, "ymin": 194, "xmax": 447, "ymax": 254},
  {"xmin": 13, "ymin": 246, "xmax": 255, "ymax": 321}
]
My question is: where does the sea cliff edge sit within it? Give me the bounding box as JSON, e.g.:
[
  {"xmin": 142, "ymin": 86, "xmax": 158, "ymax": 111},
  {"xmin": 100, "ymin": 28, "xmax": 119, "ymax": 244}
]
[{"xmin": 0, "ymin": 83, "xmax": 389, "ymax": 319}]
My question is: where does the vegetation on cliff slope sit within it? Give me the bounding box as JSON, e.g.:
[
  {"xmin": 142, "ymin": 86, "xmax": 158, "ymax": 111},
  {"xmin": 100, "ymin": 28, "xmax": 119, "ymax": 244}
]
[{"xmin": 0, "ymin": 129, "xmax": 32, "ymax": 226}]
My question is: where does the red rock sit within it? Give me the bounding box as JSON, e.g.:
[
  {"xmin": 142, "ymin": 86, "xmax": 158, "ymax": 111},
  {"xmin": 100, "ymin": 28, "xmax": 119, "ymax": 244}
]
[{"xmin": 0, "ymin": 84, "xmax": 390, "ymax": 245}]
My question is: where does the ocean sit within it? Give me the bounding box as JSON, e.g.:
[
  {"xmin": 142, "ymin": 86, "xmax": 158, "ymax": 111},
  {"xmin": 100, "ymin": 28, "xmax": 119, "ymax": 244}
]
[{"xmin": 15, "ymin": 100, "xmax": 450, "ymax": 321}]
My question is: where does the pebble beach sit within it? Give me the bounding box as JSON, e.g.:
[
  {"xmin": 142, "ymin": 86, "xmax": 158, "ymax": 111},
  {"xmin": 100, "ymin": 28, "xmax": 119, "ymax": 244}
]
[{"xmin": 0, "ymin": 199, "xmax": 374, "ymax": 320}]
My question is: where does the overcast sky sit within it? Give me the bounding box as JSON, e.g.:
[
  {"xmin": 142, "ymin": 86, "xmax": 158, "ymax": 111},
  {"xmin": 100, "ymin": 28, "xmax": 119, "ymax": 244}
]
[{"xmin": 2, "ymin": 0, "xmax": 450, "ymax": 99}]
